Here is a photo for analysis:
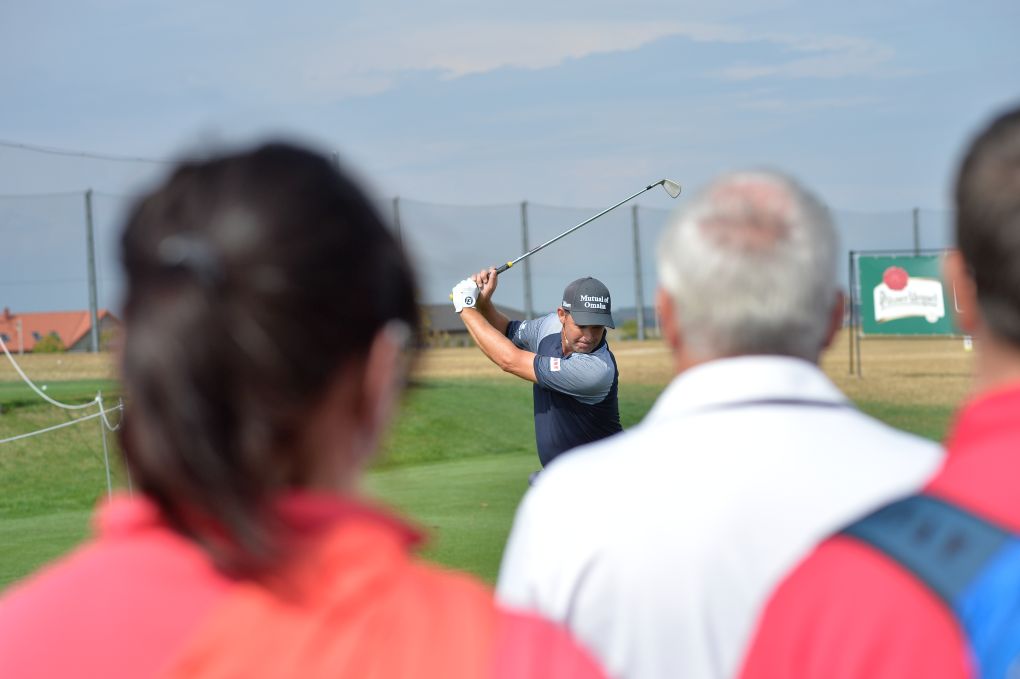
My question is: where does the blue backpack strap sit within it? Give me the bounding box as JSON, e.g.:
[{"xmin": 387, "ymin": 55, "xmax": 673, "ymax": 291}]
[
  {"xmin": 842, "ymin": 495, "xmax": 1009, "ymax": 607},
  {"xmin": 842, "ymin": 494, "xmax": 1020, "ymax": 679}
]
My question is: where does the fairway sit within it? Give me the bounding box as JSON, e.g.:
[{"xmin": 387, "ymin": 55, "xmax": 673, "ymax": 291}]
[
  {"xmin": 366, "ymin": 452, "xmax": 537, "ymax": 582},
  {"xmin": 1, "ymin": 335, "xmax": 973, "ymax": 590},
  {"xmin": 0, "ymin": 510, "xmax": 92, "ymax": 587}
]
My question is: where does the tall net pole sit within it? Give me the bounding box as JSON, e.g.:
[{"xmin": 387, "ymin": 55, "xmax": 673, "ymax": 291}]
[
  {"xmin": 912, "ymin": 207, "xmax": 921, "ymax": 255},
  {"xmin": 84, "ymin": 189, "xmax": 100, "ymax": 352},
  {"xmin": 392, "ymin": 196, "xmax": 403, "ymax": 246},
  {"xmin": 632, "ymin": 205, "xmax": 646, "ymax": 340},
  {"xmin": 521, "ymin": 201, "xmax": 534, "ymax": 319}
]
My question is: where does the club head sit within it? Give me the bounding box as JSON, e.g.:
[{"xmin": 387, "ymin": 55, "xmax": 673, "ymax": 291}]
[{"xmin": 660, "ymin": 179, "xmax": 682, "ymax": 199}]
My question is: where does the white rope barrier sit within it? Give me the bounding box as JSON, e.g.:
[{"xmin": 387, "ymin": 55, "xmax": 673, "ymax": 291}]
[
  {"xmin": 0, "ymin": 335, "xmax": 98, "ymax": 411},
  {"xmin": 96, "ymin": 395, "xmax": 124, "ymax": 432},
  {"xmin": 0, "ymin": 334, "xmax": 123, "ymax": 432},
  {"xmin": 0, "ymin": 405, "xmax": 123, "ymax": 445},
  {"xmin": 0, "ymin": 332, "xmax": 128, "ymax": 497}
]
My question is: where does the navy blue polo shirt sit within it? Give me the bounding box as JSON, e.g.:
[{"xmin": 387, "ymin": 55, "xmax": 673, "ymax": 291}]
[{"xmin": 506, "ymin": 312, "xmax": 622, "ymax": 466}]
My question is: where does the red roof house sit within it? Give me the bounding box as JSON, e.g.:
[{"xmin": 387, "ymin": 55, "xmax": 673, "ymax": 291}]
[{"xmin": 0, "ymin": 307, "xmax": 120, "ymax": 353}]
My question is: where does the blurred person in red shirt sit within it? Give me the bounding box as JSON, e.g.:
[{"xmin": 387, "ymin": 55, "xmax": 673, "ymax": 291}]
[{"xmin": 742, "ymin": 105, "xmax": 1020, "ymax": 678}]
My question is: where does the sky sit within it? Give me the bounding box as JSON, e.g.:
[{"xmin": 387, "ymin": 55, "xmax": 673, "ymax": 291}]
[{"xmin": 0, "ymin": 1, "xmax": 1018, "ymax": 312}]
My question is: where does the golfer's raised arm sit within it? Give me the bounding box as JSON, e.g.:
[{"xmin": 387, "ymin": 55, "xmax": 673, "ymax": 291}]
[
  {"xmin": 452, "ymin": 276, "xmax": 537, "ymax": 383},
  {"xmin": 470, "ymin": 267, "xmax": 510, "ymax": 334}
]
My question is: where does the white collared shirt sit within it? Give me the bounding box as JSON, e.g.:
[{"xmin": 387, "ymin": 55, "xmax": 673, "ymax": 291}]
[{"xmin": 496, "ymin": 355, "xmax": 943, "ymax": 679}]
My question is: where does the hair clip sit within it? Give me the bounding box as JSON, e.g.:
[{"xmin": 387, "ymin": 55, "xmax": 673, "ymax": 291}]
[{"xmin": 156, "ymin": 235, "xmax": 224, "ymax": 287}]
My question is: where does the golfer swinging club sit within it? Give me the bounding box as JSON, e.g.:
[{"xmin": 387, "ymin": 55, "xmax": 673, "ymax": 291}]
[{"xmin": 452, "ymin": 270, "xmax": 623, "ymax": 473}]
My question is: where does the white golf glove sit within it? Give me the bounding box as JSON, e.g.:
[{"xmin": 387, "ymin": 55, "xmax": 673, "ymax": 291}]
[{"xmin": 451, "ymin": 278, "xmax": 480, "ymax": 313}]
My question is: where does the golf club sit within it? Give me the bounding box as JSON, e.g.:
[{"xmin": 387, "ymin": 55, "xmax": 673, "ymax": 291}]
[{"xmin": 494, "ymin": 178, "xmax": 681, "ymax": 274}]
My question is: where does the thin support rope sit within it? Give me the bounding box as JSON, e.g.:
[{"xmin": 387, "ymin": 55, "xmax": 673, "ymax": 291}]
[
  {"xmin": 0, "ymin": 335, "xmax": 97, "ymax": 410},
  {"xmin": 0, "ymin": 317, "xmax": 126, "ymax": 498},
  {"xmin": 97, "ymin": 394, "xmax": 124, "ymax": 432},
  {"xmin": 0, "ymin": 406, "xmax": 122, "ymax": 445},
  {"xmin": 0, "ymin": 335, "xmax": 124, "ymax": 433},
  {"xmin": 99, "ymin": 415, "xmax": 113, "ymax": 498}
]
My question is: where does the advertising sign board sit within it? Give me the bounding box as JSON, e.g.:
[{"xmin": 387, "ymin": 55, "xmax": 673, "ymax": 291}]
[{"xmin": 857, "ymin": 254, "xmax": 960, "ymax": 336}]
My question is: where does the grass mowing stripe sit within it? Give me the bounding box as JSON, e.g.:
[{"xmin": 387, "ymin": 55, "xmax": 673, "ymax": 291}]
[
  {"xmin": 856, "ymin": 401, "xmax": 954, "ymax": 442},
  {"xmin": 379, "ymin": 378, "xmax": 662, "ymax": 468},
  {"xmin": 0, "ymin": 379, "xmax": 120, "ymax": 411},
  {"xmin": 0, "ymin": 405, "xmax": 126, "ymax": 519},
  {"xmin": 0, "ymin": 510, "xmax": 92, "ymax": 589},
  {"xmin": 0, "ymin": 453, "xmax": 535, "ymax": 591},
  {"xmin": 378, "ymin": 379, "xmax": 534, "ymax": 468},
  {"xmin": 365, "ymin": 452, "xmax": 536, "ymax": 584}
]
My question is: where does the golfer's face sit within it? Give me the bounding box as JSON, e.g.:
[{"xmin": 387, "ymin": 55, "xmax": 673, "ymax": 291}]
[{"xmin": 561, "ymin": 311, "xmax": 604, "ymax": 354}]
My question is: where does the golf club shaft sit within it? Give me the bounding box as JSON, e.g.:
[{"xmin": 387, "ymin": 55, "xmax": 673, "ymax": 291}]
[{"xmin": 494, "ymin": 182, "xmax": 662, "ymax": 274}]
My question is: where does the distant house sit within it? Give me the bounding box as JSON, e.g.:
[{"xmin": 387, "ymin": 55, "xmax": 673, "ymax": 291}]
[
  {"xmin": 0, "ymin": 307, "xmax": 120, "ymax": 353},
  {"xmin": 421, "ymin": 304, "xmax": 527, "ymax": 347}
]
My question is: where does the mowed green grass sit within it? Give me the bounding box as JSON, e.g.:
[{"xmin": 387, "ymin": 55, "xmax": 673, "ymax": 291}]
[
  {"xmin": 379, "ymin": 378, "xmax": 661, "ymax": 467},
  {"xmin": 856, "ymin": 401, "xmax": 956, "ymax": 443},
  {"xmin": 0, "ymin": 380, "xmax": 125, "ymax": 519},
  {"xmin": 1, "ymin": 375, "xmax": 948, "ymax": 591},
  {"xmin": 0, "ymin": 379, "xmax": 119, "ymax": 410}
]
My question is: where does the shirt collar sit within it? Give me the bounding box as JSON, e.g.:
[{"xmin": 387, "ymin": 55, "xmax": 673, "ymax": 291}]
[
  {"xmin": 645, "ymin": 355, "xmax": 849, "ymax": 423},
  {"xmin": 96, "ymin": 491, "xmax": 422, "ymax": 548}
]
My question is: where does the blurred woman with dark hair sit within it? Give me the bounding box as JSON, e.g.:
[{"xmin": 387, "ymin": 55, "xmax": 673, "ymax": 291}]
[{"xmin": 0, "ymin": 143, "xmax": 604, "ymax": 679}]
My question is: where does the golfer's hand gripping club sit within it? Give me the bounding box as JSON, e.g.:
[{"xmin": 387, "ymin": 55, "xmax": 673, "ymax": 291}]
[{"xmin": 450, "ymin": 278, "xmax": 480, "ymax": 313}]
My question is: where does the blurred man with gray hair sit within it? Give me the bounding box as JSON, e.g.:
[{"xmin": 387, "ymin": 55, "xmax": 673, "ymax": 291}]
[{"xmin": 495, "ymin": 170, "xmax": 943, "ymax": 678}]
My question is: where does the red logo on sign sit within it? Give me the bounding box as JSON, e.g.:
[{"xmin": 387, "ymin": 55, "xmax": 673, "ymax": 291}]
[{"xmin": 882, "ymin": 266, "xmax": 909, "ymax": 291}]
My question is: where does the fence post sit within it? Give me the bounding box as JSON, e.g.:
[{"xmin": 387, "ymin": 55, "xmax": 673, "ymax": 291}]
[
  {"xmin": 84, "ymin": 189, "xmax": 100, "ymax": 353},
  {"xmin": 632, "ymin": 205, "xmax": 646, "ymax": 340},
  {"xmin": 848, "ymin": 250, "xmax": 855, "ymax": 375},
  {"xmin": 98, "ymin": 390, "xmax": 113, "ymax": 498},
  {"xmin": 521, "ymin": 201, "xmax": 534, "ymax": 319},
  {"xmin": 918, "ymin": 205, "xmax": 926, "ymax": 253},
  {"xmin": 854, "ymin": 251, "xmax": 863, "ymax": 378}
]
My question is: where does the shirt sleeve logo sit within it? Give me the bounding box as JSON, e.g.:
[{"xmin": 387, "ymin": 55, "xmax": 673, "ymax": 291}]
[{"xmin": 550, "ymin": 357, "xmax": 561, "ymax": 372}]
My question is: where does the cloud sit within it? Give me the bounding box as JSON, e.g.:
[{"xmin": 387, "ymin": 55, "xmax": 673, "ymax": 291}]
[
  {"xmin": 292, "ymin": 21, "xmax": 729, "ymax": 98},
  {"xmin": 19, "ymin": 9, "xmax": 893, "ymax": 103},
  {"xmin": 289, "ymin": 20, "xmax": 899, "ymax": 101},
  {"xmin": 736, "ymin": 93, "xmax": 880, "ymax": 112},
  {"xmin": 715, "ymin": 34, "xmax": 897, "ymax": 80},
  {"xmin": 402, "ymin": 21, "xmax": 743, "ymax": 77}
]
